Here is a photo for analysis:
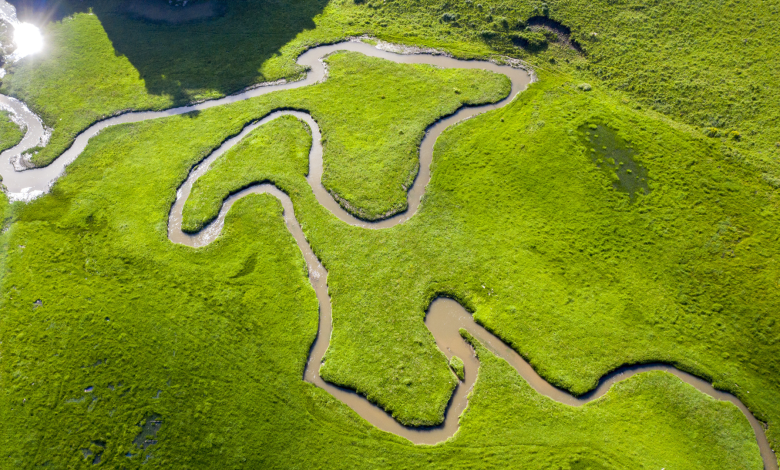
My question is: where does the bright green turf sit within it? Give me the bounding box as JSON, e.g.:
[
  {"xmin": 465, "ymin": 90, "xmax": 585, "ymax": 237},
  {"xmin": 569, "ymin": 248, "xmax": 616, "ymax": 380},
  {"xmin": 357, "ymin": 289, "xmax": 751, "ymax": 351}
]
[
  {"xmin": 0, "ymin": 93, "xmax": 762, "ymax": 466},
  {"xmin": 171, "ymin": 49, "xmax": 780, "ymax": 446},
  {"xmin": 182, "ymin": 115, "xmax": 313, "ymax": 232},
  {"xmin": 181, "ymin": 52, "xmax": 509, "ymax": 224},
  {"xmin": 449, "ymin": 355, "xmax": 464, "ymax": 381},
  {"xmin": 3, "ymin": 0, "xmax": 494, "ymax": 168},
  {"xmin": 459, "ymin": 330, "xmax": 761, "ymax": 469},
  {"xmin": 1, "ymin": 0, "xmax": 779, "ymax": 466},
  {"xmin": 175, "ymin": 66, "xmax": 779, "ymax": 448},
  {"xmin": 0, "ymin": 0, "xmax": 329, "ymax": 167},
  {"xmin": 0, "ymin": 109, "xmax": 25, "ymax": 155}
]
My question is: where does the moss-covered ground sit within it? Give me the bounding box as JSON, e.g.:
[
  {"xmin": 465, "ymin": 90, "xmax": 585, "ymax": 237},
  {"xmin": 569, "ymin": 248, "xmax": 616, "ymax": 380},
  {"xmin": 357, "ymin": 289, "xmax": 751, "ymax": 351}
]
[
  {"xmin": 1, "ymin": 0, "xmax": 779, "ymax": 467},
  {"xmin": 0, "ymin": 109, "xmax": 25, "ymax": 154}
]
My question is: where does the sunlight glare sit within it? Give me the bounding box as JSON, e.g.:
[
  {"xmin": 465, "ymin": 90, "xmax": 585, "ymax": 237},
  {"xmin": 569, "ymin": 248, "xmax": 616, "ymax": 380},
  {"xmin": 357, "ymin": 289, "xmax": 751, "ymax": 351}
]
[{"xmin": 13, "ymin": 22, "xmax": 43, "ymax": 59}]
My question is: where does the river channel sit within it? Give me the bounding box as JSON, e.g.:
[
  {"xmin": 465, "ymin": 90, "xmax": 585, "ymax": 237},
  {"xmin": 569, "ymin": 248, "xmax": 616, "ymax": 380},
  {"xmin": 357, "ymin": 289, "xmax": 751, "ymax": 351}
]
[{"xmin": 0, "ymin": 41, "xmax": 775, "ymax": 468}]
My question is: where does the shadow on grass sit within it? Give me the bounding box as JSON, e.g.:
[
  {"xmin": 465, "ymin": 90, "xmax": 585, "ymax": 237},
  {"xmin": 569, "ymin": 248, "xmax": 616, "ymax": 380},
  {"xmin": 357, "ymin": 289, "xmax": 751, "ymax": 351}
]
[{"xmin": 9, "ymin": 0, "xmax": 329, "ymax": 101}]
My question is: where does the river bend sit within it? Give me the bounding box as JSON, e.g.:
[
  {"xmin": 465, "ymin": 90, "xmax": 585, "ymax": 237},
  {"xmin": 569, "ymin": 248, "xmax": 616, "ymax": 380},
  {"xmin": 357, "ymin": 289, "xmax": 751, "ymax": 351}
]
[{"xmin": 0, "ymin": 41, "xmax": 775, "ymax": 468}]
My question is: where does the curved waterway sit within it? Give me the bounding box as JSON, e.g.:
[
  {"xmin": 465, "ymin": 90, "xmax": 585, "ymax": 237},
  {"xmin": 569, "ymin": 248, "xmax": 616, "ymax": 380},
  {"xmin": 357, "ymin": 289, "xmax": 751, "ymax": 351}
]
[{"xmin": 1, "ymin": 41, "xmax": 775, "ymax": 468}]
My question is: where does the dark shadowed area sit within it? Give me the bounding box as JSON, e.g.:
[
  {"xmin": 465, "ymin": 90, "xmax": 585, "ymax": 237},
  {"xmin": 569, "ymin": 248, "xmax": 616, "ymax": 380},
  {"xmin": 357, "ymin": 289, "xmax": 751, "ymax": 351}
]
[{"xmin": 9, "ymin": 0, "xmax": 328, "ymax": 101}]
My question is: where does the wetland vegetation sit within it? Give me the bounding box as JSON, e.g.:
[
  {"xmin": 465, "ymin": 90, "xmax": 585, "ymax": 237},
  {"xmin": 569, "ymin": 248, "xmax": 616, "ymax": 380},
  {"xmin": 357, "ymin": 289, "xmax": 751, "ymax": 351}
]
[{"xmin": 1, "ymin": 0, "xmax": 779, "ymax": 468}]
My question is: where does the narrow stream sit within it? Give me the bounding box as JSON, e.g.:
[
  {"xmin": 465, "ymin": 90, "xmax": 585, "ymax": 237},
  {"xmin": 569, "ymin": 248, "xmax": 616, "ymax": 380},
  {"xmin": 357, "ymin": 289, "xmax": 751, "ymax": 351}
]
[{"xmin": 1, "ymin": 41, "xmax": 775, "ymax": 468}]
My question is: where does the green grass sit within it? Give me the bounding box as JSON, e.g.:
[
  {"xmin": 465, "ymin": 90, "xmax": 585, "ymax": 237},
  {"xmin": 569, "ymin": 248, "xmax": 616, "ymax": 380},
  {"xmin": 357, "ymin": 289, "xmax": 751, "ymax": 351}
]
[
  {"xmin": 5, "ymin": 0, "xmax": 780, "ymax": 184},
  {"xmin": 0, "ymin": 109, "xmax": 25, "ymax": 155},
  {"xmin": 460, "ymin": 330, "xmax": 761, "ymax": 469},
  {"xmin": 182, "ymin": 52, "xmax": 509, "ymax": 223},
  {"xmin": 1, "ymin": 0, "xmax": 779, "ymax": 466},
  {"xmin": 182, "ymin": 115, "xmax": 313, "ymax": 233},
  {"xmin": 1, "ymin": 13, "xmax": 174, "ymax": 166},
  {"xmin": 173, "ymin": 66, "xmax": 779, "ymax": 449},
  {"xmin": 426, "ymin": 75, "xmax": 780, "ymax": 431},
  {"xmin": 3, "ymin": 0, "xmax": 498, "ymax": 168},
  {"xmin": 449, "ymin": 355, "xmax": 465, "ymax": 381},
  {"xmin": 1, "ymin": 0, "xmax": 333, "ymax": 167},
  {"xmin": 0, "ymin": 92, "xmax": 762, "ymax": 466}
]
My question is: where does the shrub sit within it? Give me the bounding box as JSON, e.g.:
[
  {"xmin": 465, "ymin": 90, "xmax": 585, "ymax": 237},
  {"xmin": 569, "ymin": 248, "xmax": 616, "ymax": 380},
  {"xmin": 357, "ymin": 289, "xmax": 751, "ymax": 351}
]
[
  {"xmin": 705, "ymin": 127, "xmax": 721, "ymax": 138},
  {"xmin": 542, "ymin": 29, "xmax": 559, "ymax": 42},
  {"xmin": 479, "ymin": 30, "xmax": 499, "ymax": 39},
  {"xmin": 762, "ymin": 173, "xmax": 780, "ymax": 188},
  {"xmin": 441, "ymin": 12, "xmax": 458, "ymax": 22},
  {"xmin": 511, "ymin": 30, "xmax": 549, "ymax": 50}
]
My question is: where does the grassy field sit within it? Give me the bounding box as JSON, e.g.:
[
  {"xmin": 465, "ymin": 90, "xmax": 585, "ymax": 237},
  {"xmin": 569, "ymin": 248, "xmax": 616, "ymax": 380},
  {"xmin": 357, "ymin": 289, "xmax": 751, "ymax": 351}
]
[
  {"xmin": 174, "ymin": 63, "xmax": 780, "ymax": 440},
  {"xmin": 3, "ymin": 0, "xmax": 779, "ymax": 180},
  {"xmin": 0, "ymin": 70, "xmax": 763, "ymax": 466},
  {"xmin": 182, "ymin": 52, "xmax": 509, "ymax": 223},
  {"xmin": 0, "ymin": 109, "xmax": 25, "ymax": 154},
  {"xmin": 1, "ymin": 0, "xmax": 335, "ymax": 167},
  {"xmin": 0, "ymin": 0, "xmax": 779, "ymax": 466},
  {"xmin": 183, "ymin": 115, "xmax": 314, "ymax": 232}
]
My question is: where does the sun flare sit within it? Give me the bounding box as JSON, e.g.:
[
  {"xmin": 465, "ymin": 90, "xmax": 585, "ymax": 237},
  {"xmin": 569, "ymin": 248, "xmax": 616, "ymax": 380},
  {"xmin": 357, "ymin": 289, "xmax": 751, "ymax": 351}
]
[{"xmin": 13, "ymin": 22, "xmax": 43, "ymax": 59}]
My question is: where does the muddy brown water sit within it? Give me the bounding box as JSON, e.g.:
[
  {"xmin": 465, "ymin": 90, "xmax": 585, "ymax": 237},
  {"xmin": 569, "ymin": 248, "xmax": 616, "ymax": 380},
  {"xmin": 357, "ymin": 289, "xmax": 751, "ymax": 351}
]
[{"xmin": 1, "ymin": 41, "xmax": 775, "ymax": 467}]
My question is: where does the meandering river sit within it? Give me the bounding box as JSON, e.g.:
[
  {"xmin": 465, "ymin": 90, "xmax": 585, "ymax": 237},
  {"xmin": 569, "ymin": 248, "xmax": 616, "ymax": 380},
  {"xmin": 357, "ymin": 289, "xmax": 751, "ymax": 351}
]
[{"xmin": 0, "ymin": 40, "xmax": 775, "ymax": 468}]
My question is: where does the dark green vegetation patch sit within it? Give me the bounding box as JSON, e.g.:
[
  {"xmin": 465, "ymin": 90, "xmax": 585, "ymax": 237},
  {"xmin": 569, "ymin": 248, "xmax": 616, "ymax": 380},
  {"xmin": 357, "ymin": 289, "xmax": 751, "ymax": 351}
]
[{"xmin": 580, "ymin": 123, "xmax": 650, "ymax": 202}]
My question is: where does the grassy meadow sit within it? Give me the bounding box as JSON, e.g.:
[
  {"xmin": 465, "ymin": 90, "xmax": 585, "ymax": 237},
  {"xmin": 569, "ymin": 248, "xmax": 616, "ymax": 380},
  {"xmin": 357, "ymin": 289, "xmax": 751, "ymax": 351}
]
[
  {"xmin": 0, "ymin": 0, "xmax": 778, "ymax": 467},
  {"xmin": 182, "ymin": 52, "xmax": 509, "ymax": 224},
  {"xmin": 0, "ymin": 55, "xmax": 766, "ymax": 466},
  {"xmin": 0, "ymin": 109, "xmax": 25, "ymax": 154},
  {"xmin": 176, "ymin": 66, "xmax": 780, "ymax": 443}
]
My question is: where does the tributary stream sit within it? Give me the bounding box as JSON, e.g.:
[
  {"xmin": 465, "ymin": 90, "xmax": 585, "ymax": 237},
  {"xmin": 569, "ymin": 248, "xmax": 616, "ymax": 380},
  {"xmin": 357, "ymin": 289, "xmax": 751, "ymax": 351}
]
[{"xmin": 0, "ymin": 41, "xmax": 775, "ymax": 468}]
